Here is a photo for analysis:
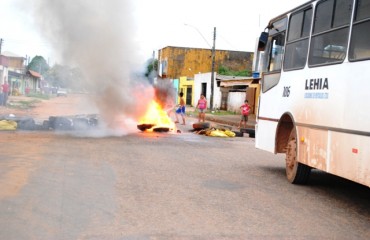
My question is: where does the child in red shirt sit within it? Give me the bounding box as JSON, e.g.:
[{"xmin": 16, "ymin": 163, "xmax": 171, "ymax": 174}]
[{"xmin": 239, "ymin": 100, "xmax": 251, "ymax": 129}]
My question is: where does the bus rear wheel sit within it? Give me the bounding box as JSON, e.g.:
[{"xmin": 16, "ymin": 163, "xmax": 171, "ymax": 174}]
[{"xmin": 285, "ymin": 129, "xmax": 311, "ymax": 184}]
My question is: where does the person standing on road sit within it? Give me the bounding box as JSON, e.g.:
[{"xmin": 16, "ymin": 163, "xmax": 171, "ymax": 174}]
[
  {"xmin": 196, "ymin": 94, "xmax": 207, "ymax": 122},
  {"xmin": 1, "ymin": 80, "xmax": 9, "ymax": 106},
  {"xmin": 175, "ymin": 92, "xmax": 186, "ymax": 125},
  {"xmin": 0, "ymin": 86, "xmax": 3, "ymax": 106},
  {"xmin": 238, "ymin": 99, "xmax": 251, "ymax": 129}
]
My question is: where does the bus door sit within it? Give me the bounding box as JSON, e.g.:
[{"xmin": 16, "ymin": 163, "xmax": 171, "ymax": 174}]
[{"xmin": 258, "ymin": 17, "xmax": 287, "ymax": 93}]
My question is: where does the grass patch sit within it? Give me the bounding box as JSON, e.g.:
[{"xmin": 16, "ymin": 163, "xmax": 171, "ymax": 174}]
[
  {"xmin": 188, "ymin": 108, "xmax": 240, "ymax": 116},
  {"xmin": 26, "ymin": 93, "xmax": 50, "ymax": 100},
  {"xmin": 8, "ymin": 99, "xmax": 41, "ymax": 109},
  {"xmin": 207, "ymin": 110, "xmax": 238, "ymax": 116}
]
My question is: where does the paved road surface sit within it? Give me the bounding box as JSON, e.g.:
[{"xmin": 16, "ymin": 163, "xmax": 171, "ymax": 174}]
[
  {"xmin": 0, "ymin": 130, "xmax": 369, "ymax": 240},
  {"xmin": 0, "ymin": 94, "xmax": 369, "ymax": 239}
]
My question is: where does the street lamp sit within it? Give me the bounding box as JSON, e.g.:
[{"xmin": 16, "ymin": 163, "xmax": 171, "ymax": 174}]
[
  {"xmin": 210, "ymin": 27, "xmax": 216, "ymax": 111},
  {"xmin": 184, "ymin": 24, "xmax": 216, "ymax": 110}
]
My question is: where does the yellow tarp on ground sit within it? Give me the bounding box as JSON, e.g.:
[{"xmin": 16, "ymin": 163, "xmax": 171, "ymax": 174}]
[
  {"xmin": 208, "ymin": 129, "xmax": 228, "ymax": 137},
  {"xmin": 0, "ymin": 120, "xmax": 17, "ymax": 130},
  {"xmin": 207, "ymin": 129, "xmax": 236, "ymax": 137},
  {"xmin": 224, "ymin": 130, "xmax": 236, "ymax": 137},
  {"xmin": 200, "ymin": 129, "xmax": 236, "ymax": 137}
]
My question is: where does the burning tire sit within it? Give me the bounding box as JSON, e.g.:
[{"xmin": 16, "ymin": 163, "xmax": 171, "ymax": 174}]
[
  {"xmin": 233, "ymin": 131, "xmax": 244, "ymax": 137},
  {"xmin": 215, "ymin": 124, "xmax": 232, "ymax": 130},
  {"xmin": 17, "ymin": 118, "xmax": 36, "ymax": 131},
  {"xmin": 192, "ymin": 122, "xmax": 210, "ymax": 130},
  {"xmin": 72, "ymin": 118, "xmax": 90, "ymax": 130},
  {"xmin": 137, "ymin": 124, "xmax": 155, "ymax": 131},
  {"xmin": 240, "ymin": 128, "xmax": 255, "ymax": 138},
  {"xmin": 49, "ymin": 116, "xmax": 73, "ymax": 131},
  {"xmin": 153, "ymin": 127, "xmax": 170, "ymax": 132}
]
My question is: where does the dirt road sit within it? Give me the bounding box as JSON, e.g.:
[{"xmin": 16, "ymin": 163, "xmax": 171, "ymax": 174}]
[{"xmin": 0, "ymin": 94, "xmax": 98, "ymax": 122}]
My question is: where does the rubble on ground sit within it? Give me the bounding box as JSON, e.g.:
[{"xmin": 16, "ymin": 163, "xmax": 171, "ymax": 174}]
[
  {"xmin": 0, "ymin": 114, "xmax": 99, "ymax": 131},
  {"xmin": 0, "ymin": 120, "xmax": 17, "ymax": 130},
  {"xmin": 192, "ymin": 122, "xmax": 238, "ymax": 137},
  {"xmin": 194, "ymin": 127, "xmax": 236, "ymax": 137}
]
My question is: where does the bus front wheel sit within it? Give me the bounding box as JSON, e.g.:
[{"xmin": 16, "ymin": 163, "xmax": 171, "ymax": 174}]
[{"xmin": 285, "ymin": 129, "xmax": 311, "ymax": 184}]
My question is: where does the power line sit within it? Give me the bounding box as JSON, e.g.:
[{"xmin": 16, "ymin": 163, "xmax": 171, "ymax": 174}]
[
  {"xmin": 0, "ymin": 38, "xmax": 51, "ymax": 48},
  {"xmin": 218, "ymin": 34, "xmax": 237, "ymax": 51},
  {"xmin": 184, "ymin": 23, "xmax": 212, "ymax": 48}
]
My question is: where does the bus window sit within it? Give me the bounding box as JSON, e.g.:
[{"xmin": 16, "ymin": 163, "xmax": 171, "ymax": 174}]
[
  {"xmin": 355, "ymin": 0, "xmax": 370, "ymax": 21},
  {"xmin": 308, "ymin": 0, "xmax": 352, "ymax": 66},
  {"xmin": 264, "ymin": 18, "xmax": 287, "ymax": 73},
  {"xmin": 287, "ymin": 12, "xmax": 304, "ymax": 42},
  {"xmin": 284, "ymin": 7, "xmax": 312, "ymax": 70},
  {"xmin": 268, "ymin": 33, "xmax": 285, "ymax": 72},
  {"xmin": 333, "ymin": 0, "xmax": 353, "ymax": 27},
  {"xmin": 349, "ymin": 0, "xmax": 370, "ymax": 61},
  {"xmin": 313, "ymin": 0, "xmax": 334, "ymax": 33}
]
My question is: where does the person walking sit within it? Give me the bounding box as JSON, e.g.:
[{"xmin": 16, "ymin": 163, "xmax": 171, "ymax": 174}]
[
  {"xmin": 196, "ymin": 94, "xmax": 207, "ymax": 122},
  {"xmin": 175, "ymin": 92, "xmax": 186, "ymax": 125},
  {"xmin": 1, "ymin": 80, "xmax": 9, "ymax": 106},
  {"xmin": 238, "ymin": 99, "xmax": 251, "ymax": 129},
  {"xmin": 0, "ymin": 87, "xmax": 3, "ymax": 106}
]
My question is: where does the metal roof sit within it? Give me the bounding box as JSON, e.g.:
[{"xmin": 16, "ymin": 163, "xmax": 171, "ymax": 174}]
[
  {"xmin": 216, "ymin": 74, "xmax": 255, "ymax": 87},
  {"xmin": 28, "ymin": 70, "xmax": 41, "ymax": 78},
  {"xmin": 216, "ymin": 74, "xmax": 254, "ymax": 81},
  {"xmin": 220, "ymin": 79, "xmax": 254, "ymax": 87}
]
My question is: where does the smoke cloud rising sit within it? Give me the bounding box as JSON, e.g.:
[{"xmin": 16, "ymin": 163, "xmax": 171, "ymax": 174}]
[{"xmin": 20, "ymin": 0, "xmax": 156, "ymax": 134}]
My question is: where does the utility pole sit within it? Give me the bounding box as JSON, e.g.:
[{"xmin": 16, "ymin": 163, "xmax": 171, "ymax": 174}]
[{"xmin": 210, "ymin": 27, "xmax": 216, "ymax": 110}]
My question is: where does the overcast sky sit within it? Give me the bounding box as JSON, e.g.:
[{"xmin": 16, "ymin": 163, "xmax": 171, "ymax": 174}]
[{"xmin": 0, "ymin": 0, "xmax": 308, "ymax": 66}]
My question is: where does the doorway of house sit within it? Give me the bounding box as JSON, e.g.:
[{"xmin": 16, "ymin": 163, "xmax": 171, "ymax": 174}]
[
  {"xmin": 201, "ymin": 83, "xmax": 207, "ymax": 98},
  {"xmin": 220, "ymin": 91, "xmax": 228, "ymax": 110},
  {"xmin": 186, "ymin": 86, "xmax": 192, "ymax": 105}
]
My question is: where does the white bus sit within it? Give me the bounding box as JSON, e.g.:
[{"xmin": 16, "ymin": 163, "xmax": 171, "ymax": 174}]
[{"xmin": 255, "ymin": 0, "xmax": 370, "ymax": 187}]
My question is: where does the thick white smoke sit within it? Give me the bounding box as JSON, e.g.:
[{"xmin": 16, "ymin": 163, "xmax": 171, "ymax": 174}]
[{"xmin": 19, "ymin": 0, "xmax": 155, "ymax": 134}]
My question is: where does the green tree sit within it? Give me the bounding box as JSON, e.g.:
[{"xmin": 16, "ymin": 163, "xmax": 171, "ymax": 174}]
[
  {"xmin": 27, "ymin": 56, "xmax": 50, "ymax": 75},
  {"xmin": 145, "ymin": 58, "xmax": 158, "ymax": 78}
]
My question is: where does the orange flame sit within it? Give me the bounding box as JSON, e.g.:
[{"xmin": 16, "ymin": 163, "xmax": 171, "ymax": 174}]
[{"xmin": 138, "ymin": 100, "xmax": 176, "ymax": 132}]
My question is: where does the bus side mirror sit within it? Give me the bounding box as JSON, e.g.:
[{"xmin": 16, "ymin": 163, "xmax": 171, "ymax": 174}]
[{"xmin": 258, "ymin": 32, "xmax": 268, "ymax": 51}]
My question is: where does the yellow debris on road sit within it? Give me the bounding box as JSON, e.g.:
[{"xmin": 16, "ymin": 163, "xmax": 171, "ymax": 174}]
[
  {"xmin": 0, "ymin": 120, "xmax": 17, "ymax": 130},
  {"xmin": 196, "ymin": 128, "xmax": 236, "ymax": 137}
]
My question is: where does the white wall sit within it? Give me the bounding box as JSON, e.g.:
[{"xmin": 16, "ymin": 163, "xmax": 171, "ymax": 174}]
[
  {"xmin": 228, "ymin": 92, "xmax": 246, "ymax": 113},
  {"xmin": 0, "ymin": 66, "xmax": 9, "ymax": 85},
  {"xmin": 194, "ymin": 72, "xmax": 221, "ymax": 109}
]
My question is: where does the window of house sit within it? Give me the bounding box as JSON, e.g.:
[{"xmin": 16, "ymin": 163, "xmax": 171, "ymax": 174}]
[
  {"xmin": 308, "ymin": 0, "xmax": 353, "ymax": 66},
  {"xmin": 284, "ymin": 7, "xmax": 312, "ymax": 70},
  {"xmin": 349, "ymin": 0, "xmax": 370, "ymax": 61}
]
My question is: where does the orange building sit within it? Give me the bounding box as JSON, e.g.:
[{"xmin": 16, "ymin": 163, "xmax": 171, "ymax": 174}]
[
  {"xmin": 158, "ymin": 46, "xmax": 253, "ymax": 79},
  {"xmin": 158, "ymin": 46, "xmax": 254, "ymax": 107}
]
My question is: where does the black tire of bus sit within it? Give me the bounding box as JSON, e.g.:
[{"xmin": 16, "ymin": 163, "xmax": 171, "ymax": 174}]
[{"xmin": 285, "ymin": 129, "xmax": 311, "ymax": 184}]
